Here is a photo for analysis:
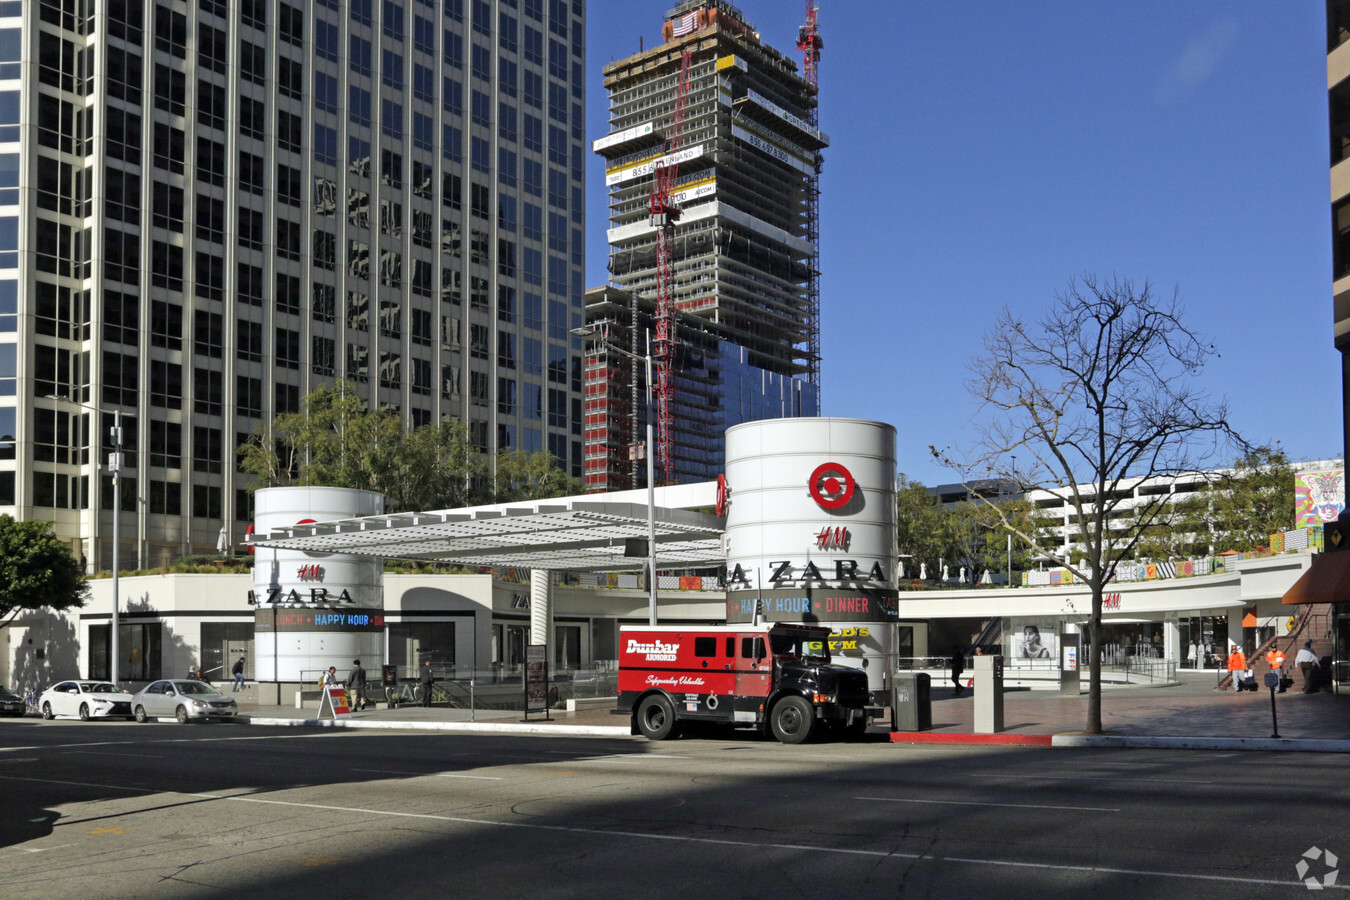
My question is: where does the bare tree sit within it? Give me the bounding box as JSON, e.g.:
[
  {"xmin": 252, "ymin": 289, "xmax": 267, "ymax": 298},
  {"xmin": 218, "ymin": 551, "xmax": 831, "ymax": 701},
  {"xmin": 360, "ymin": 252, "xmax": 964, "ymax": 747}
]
[{"xmin": 934, "ymin": 275, "xmax": 1242, "ymax": 734}]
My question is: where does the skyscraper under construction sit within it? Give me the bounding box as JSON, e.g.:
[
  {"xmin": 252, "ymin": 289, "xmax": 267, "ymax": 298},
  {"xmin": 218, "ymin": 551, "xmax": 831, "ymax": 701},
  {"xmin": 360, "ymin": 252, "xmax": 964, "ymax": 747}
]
[{"xmin": 584, "ymin": 0, "xmax": 824, "ymax": 491}]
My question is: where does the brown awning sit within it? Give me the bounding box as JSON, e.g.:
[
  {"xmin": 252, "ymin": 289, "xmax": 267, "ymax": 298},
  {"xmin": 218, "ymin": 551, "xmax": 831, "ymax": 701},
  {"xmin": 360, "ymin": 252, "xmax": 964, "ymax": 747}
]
[{"xmin": 1281, "ymin": 551, "xmax": 1350, "ymax": 605}]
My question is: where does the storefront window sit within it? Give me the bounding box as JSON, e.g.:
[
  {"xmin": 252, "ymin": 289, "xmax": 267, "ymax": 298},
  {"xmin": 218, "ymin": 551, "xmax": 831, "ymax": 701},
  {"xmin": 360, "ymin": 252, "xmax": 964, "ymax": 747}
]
[
  {"xmin": 89, "ymin": 623, "xmax": 162, "ymax": 682},
  {"xmin": 388, "ymin": 622, "xmax": 455, "ymax": 672}
]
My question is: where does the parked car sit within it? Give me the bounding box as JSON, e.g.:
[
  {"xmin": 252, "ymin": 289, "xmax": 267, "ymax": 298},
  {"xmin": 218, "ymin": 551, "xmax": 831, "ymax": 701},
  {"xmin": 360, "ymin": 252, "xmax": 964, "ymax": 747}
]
[
  {"xmin": 0, "ymin": 685, "xmax": 25, "ymax": 717},
  {"xmin": 38, "ymin": 681, "xmax": 134, "ymax": 721},
  {"xmin": 131, "ymin": 679, "xmax": 238, "ymax": 724}
]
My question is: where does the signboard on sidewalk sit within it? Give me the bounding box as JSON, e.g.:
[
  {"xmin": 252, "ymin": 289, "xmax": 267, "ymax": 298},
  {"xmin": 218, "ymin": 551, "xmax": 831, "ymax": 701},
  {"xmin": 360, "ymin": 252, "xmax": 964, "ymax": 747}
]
[
  {"xmin": 320, "ymin": 685, "xmax": 351, "ymax": 719},
  {"xmin": 524, "ymin": 644, "xmax": 550, "ymax": 721}
]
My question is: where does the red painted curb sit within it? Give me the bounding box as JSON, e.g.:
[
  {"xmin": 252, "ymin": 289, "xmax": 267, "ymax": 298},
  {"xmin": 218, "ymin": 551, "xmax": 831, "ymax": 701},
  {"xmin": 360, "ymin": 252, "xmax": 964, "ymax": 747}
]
[{"xmin": 888, "ymin": 732, "xmax": 1053, "ymax": 746}]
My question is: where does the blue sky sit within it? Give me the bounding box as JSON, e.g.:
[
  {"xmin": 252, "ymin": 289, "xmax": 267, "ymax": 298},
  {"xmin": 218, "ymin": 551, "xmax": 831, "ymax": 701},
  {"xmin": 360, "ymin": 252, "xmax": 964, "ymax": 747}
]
[{"xmin": 585, "ymin": 2, "xmax": 1338, "ymax": 486}]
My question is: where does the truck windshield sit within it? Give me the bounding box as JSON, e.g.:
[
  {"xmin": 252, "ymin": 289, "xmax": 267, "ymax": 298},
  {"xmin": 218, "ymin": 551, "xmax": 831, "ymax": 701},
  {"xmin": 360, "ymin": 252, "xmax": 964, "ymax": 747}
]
[{"xmin": 769, "ymin": 630, "xmax": 830, "ymax": 662}]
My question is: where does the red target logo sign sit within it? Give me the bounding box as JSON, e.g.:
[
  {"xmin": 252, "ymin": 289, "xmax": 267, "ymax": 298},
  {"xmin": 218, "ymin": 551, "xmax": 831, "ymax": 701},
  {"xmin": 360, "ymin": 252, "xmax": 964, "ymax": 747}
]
[{"xmin": 808, "ymin": 462, "xmax": 855, "ymax": 510}]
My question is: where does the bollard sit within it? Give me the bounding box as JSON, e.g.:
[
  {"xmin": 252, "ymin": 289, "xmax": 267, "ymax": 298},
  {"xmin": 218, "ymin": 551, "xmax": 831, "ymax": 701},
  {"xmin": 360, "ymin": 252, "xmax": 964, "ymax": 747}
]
[{"xmin": 974, "ymin": 655, "xmax": 1004, "ymax": 734}]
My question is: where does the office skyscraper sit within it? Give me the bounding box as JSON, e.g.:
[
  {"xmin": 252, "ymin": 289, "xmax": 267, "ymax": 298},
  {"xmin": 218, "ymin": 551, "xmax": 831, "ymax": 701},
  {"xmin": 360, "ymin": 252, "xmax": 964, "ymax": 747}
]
[
  {"xmin": 11, "ymin": 0, "xmax": 585, "ymax": 567},
  {"xmin": 585, "ymin": 0, "xmax": 822, "ymax": 490}
]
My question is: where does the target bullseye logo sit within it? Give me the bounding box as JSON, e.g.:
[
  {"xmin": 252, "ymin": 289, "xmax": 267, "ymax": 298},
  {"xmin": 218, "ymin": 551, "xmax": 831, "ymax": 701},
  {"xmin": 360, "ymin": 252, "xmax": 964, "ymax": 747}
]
[{"xmin": 808, "ymin": 462, "xmax": 855, "ymax": 510}]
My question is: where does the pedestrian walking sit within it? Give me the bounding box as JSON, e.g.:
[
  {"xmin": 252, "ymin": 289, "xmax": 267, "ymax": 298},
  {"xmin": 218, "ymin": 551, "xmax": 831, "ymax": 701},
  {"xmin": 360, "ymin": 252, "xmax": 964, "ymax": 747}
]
[
  {"xmin": 348, "ymin": 659, "xmax": 369, "ymax": 710},
  {"xmin": 949, "ymin": 649, "xmax": 965, "ymax": 696},
  {"xmin": 1294, "ymin": 641, "xmax": 1320, "ymax": 693},
  {"xmin": 231, "ymin": 656, "xmax": 246, "ymax": 692},
  {"xmin": 419, "ymin": 659, "xmax": 435, "ymax": 707}
]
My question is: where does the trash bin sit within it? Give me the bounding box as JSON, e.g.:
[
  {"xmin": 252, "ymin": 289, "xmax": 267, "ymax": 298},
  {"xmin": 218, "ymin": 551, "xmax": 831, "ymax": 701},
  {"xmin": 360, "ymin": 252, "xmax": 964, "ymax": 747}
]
[{"xmin": 892, "ymin": 672, "xmax": 931, "ymax": 731}]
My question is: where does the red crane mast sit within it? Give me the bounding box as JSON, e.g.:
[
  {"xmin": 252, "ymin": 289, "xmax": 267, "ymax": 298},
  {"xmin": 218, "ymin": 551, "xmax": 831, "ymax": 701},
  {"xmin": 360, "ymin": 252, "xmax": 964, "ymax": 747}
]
[
  {"xmin": 649, "ymin": 47, "xmax": 693, "ymax": 484},
  {"xmin": 796, "ymin": 2, "xmax": 823, "ymax": 392}
]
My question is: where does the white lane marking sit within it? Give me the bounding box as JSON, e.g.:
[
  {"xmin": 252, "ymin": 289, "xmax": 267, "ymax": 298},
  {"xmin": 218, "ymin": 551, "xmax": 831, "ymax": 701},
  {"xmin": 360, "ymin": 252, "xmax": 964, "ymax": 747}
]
[
  {"xmin": 349, "ymin": 767, "xmax": 501, "ymax": 781},
  {"xmin": 0, "ymin": 773, "xmax": 1328, "ymax": 891},
  {"xmin": 0, "ymin": 731, "xmax": 383, "ymax": 754},
  {"xmin": 973, "ymin": 772, "xmax": 1214, "ymax": 785},
  {"xmin": 543, "ymin": 751, "xmax": 691, "ymax": 760},
  {"xmin": 64, "ymin": 750, "xmax": 162, "ymax": 759},
  {"xmin": 856, "ymin": 796, "xmax": 1120, "ymax": 813}
]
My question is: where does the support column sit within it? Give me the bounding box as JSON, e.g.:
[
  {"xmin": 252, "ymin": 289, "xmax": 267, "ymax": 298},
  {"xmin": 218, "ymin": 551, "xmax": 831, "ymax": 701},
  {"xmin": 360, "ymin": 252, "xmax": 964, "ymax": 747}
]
[
  {"xmin": 530, "ymin": 569, "xmax": 551, "ymax": 648},
  {"xmin": 1163, "ymin": 616, "xmax": 1180, "ymax": 665},
  {"xmin": 1227, "ymin": 612, "xmax": 1245, "ymax": 657}
]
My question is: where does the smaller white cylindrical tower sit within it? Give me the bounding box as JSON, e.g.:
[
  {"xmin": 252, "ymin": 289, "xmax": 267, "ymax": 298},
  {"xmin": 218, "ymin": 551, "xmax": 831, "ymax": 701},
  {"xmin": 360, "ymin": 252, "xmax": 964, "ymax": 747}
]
[{"xmin": 252, "ymin": 486, "xmax": 385, "ymax": 683}]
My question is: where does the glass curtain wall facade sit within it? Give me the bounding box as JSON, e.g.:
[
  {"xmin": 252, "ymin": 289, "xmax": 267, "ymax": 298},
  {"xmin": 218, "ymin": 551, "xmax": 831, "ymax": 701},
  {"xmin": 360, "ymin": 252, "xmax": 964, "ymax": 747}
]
[{"xmin": 14, "ymin": 0, "xmax": 585, "ymax": 569}]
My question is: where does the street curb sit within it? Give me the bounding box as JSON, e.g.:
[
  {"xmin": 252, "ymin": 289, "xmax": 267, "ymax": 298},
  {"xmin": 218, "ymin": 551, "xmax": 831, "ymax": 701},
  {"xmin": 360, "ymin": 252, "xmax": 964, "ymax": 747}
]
[
  {"xmin": 242, "ymin": 716, "xmax": 632, "ymax": 738},
  {"xmin": 1049, "ymin": 735, "xmax": 1350, "ymax": 752},
  {"xmin": 888, "ymin": 732, "xmax": 1053, "ymax": 746}
]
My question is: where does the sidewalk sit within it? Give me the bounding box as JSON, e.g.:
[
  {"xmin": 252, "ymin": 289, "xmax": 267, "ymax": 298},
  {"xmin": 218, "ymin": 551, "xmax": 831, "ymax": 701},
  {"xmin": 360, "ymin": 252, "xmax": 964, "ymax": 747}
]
[
  {"xmin": 232, "ymin": 677, "xmax": 1350, "ymax": 751},
  {"xmin": 886, "ymin": 676, "xmax": 1350, "ymax": 751}
]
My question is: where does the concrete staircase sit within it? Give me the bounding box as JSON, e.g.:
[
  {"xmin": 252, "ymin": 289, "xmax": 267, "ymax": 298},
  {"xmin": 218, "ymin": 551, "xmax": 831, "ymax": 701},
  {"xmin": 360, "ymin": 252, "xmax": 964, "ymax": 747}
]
[{"xmin": 1219, "ymin": 603, "xmax": 1335, "ymax": 691}]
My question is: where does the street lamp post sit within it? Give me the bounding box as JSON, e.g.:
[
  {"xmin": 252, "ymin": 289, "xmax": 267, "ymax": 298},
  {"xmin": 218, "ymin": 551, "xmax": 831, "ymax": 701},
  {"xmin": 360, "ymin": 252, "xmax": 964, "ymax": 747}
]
[
  {"xmin": 1007, "ymin": 454, "xmax": 1016, "ymax": 588},
  {"xmin": 49, "ymin": 396, "xmax": 123, "ymax": 683},
  {"xmin": 574, "ymin": 326, "xmax": 659, "ymax": 624}
]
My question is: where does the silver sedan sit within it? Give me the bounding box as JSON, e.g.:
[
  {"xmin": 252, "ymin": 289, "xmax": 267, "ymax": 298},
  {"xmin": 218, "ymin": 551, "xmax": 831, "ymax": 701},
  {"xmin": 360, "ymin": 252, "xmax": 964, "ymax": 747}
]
[{"xmin": 131, "ymin": 679, "xmax": 238, "ymax": 724}]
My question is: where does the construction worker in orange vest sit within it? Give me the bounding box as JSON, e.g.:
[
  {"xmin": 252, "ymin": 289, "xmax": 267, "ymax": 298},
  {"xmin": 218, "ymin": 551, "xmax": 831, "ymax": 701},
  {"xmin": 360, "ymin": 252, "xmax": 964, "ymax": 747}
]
[
  {"xmin": 1226, "ymin": 645, "xmax": 1247, "ymax": 692},
  {"xmin": 1266, "ymin": 647, "xmax": 1286, "ymax": 692}
]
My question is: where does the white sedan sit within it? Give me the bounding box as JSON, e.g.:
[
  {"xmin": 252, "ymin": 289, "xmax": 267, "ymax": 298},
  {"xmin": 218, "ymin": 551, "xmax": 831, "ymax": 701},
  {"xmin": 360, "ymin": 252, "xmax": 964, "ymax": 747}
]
[{"xmin": 39, "ymin": 680, "xmax": 135, "ymax": 721}]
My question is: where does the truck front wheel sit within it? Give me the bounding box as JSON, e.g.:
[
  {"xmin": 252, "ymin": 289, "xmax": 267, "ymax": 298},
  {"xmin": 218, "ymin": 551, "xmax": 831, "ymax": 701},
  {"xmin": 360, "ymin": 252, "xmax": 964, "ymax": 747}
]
[
  {"xmin": 770, "ymin": 696, "xmax": 815, "ymax": 744},
  {"xmin": 636, "ymin": 695, "xmax": 677, "ymax": 740}
]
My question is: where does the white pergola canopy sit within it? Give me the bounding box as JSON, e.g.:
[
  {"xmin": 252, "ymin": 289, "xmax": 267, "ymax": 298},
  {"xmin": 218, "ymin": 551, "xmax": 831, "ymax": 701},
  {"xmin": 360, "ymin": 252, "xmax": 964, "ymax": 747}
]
[{"xmin": 246, "ymin": 484, "xmax": 725, "ymax": 573}]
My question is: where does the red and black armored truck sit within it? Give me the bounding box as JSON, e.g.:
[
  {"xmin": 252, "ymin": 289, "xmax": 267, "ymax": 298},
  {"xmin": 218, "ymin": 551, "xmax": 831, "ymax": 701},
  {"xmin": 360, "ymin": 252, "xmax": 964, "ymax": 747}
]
[{"xmin": 617, "ymin": 622, "xmax": 872, "ymax": 743}]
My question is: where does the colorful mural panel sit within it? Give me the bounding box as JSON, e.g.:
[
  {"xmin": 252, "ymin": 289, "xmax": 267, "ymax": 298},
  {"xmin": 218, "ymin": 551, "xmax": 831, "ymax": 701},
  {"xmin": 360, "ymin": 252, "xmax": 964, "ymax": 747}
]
[{"xmin": 1295, "ymin": 468, "xmax": 1345, "ymax": 526}]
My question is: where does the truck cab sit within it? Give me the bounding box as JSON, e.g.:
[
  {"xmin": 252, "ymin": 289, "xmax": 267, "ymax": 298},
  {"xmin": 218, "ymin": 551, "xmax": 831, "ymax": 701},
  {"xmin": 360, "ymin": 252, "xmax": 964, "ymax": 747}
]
[{"xmin": 617, "ymin": 622, "xmax": 871, "ymax": 743}]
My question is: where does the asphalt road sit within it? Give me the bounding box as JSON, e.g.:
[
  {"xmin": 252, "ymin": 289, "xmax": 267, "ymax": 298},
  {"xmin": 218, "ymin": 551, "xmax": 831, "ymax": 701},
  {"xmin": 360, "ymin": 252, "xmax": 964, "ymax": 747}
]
[{"xmin": 0, "ymin": 718, "xmax": 1344, "ymax": 899}]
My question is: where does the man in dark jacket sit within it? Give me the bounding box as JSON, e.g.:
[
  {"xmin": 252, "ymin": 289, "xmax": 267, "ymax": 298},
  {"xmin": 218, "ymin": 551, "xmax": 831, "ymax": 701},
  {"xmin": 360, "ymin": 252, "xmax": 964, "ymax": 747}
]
[
  {"xmin": 419, "ymin": 660, "xmax": 435, "ymax": 707},
  {"xmin": 950, "ymin": 649, "xmax": 965, "ymax": 696},
  {"xmin": 232, "ymin": 656, "xmax": 246, "ymax": 692},
  {"xmin": 348, "ymin": 659, "xmax": 369, "ymax": 710}
]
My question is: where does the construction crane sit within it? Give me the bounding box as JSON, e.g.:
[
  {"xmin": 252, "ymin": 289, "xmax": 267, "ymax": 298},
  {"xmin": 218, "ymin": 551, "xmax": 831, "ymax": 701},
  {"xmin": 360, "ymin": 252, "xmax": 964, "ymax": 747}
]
[
  {"xmin": 649, "ymin": 47, "xmax": 693, "ymax": 484},
  {"xmin": 796, "ymin": 1, "xmax": 823, "ymax": 393}
]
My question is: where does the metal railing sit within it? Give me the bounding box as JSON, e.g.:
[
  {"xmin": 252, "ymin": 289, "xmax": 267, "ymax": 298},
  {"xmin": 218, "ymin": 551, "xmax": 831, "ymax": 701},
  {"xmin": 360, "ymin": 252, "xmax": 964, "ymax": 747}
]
[{"xmin": 376, "ymin": 665, "xmax": 619, "ymax": 713}]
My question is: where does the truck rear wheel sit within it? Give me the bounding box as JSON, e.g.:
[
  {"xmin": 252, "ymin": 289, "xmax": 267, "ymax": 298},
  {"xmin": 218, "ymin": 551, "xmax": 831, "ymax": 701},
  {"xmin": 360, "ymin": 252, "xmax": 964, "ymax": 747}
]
[
  {"xmin": 770, "ymin": 695, "xmax": 815, "ymax": 744},
  {"xmin": 636, "ymin": 695, "xmax": 677, "ymax": 740}
]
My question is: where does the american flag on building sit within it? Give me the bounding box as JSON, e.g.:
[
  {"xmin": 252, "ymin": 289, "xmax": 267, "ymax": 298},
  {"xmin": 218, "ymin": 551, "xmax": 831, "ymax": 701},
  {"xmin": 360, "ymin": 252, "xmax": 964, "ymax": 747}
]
[{"xmin": 671, "ymin": 11, "xmax": 700, "ymax": 37}]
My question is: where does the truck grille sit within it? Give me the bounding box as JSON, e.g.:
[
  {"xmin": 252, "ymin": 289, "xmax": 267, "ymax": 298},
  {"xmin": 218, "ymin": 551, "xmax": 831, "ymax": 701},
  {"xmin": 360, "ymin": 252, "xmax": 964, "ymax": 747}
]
[{"xmin": 835, "ymin": 670, "xmax": 869, "ymax": 706}]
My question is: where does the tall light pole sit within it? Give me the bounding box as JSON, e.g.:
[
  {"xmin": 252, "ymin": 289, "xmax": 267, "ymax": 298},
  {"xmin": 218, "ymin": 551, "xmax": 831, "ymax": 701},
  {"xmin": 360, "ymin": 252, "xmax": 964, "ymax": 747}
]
[
  {"xmin": 1007, "ymin": 454, "xmax": 1016, "ymax": 589},
  {"xmin": 49, "ymin": 395, "xmax": 123, "ymax": 682},
  {"xmin": 574, "ymin": 326, "xmax": 659, "ymax": 624}
]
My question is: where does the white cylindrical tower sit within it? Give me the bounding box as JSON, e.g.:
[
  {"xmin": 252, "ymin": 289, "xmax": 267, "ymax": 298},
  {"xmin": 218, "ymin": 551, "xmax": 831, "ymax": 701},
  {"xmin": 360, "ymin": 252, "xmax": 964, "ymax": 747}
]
[{"xmin": 723, "ymin": 418, "xmax": 899, "ymax": 693}]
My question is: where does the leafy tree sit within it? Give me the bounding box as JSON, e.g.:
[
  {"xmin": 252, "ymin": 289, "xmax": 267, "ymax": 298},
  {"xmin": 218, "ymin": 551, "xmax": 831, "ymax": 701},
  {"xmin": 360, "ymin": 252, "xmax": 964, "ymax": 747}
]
[
  {"xmin": 237, "ymin": 380, "xmax": 577, "ymax": 510},
  {"xmin": 1132, "ymin": 446, "xmax": 1294, "ymax": 559},
  {"xmin": 0, "ymin": 516, "xmax": 89, "ymax": 627},
  {"xmin": 934, "ymin": 275, "xmax": 1241, "ymax": 734},
  {"xmin": 895, "ymin": 476, "xmax": 947, "ymax": 580},
  {"xmin": 494, "ymin": 448, "xmax": 581, "ymax": 502},
  {"xmin": 943, "ymin": 496, "xmax": 1049, "ymax": 585},
  {"xmin": 895, "ymin": 477, "xmax": 1048, "ymax": 584}
]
